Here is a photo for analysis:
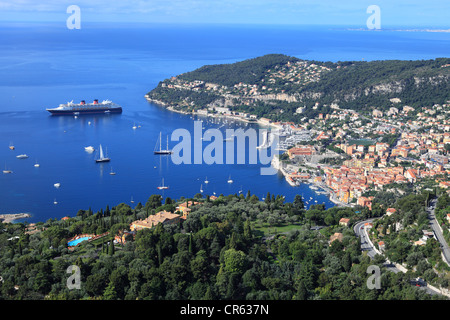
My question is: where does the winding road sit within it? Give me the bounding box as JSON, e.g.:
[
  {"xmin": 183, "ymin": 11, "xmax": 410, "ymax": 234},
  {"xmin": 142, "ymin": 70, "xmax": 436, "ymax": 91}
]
[
  {"xmin": 353, "ymin": 216, "xmax": 442, "ymax": 296},
  {"xmin": 426, "ymin": 198, "xmax": 450, "ymax": 266}
]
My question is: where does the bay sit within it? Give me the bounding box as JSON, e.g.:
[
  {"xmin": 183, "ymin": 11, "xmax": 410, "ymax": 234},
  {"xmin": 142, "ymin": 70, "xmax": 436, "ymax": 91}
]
[{"xmin": 0, "ymin": 22, "xmax": 448, "ymax": 223}]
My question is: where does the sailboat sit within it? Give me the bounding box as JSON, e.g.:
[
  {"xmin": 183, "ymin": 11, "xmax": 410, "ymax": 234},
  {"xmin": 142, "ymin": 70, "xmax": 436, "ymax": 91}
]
[
  {"xmin": 130, "ymin": 196, "xmax": 135, "ymax": 204},
  {"xmin": 9, "ymin": 142, "xmax": 15, "ymax": 150},
  {"xmin": 132, "ymin": 123, "xmax": 137, "ymax": 130},
  {"xmin": 3, "ymin": 163, "xmax": 12, "ymax": 174},
  {"xmin": 154, "ymin": 132, "xmax": 172, "ymax": 155},
  {"xmin": 200, "ymin": 184, "xmax": 203, "ymax": 193},
  {"xmin": 204, "ymin": 177, "xmax": 209, "ymax": 184},
  {"xmin": 95, "ymin": 144, "xmax": 110, "ymax": 163},
  {"xmin": 109, "ymin": 167, "xmax": 116, "ymax": 175},
  {"xmin": 157, "ymin": 178, "xmax": 169, "ymax": 190},
  {"xmin": 53, "ymin": 198, "xmax": 58, "ymax": 205},
  {"xmin": 227, "ymin": 175, "xmax": 233, "ymax": 184}
]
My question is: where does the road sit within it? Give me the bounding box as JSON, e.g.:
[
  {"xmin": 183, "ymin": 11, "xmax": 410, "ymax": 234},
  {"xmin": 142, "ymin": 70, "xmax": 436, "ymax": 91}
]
[
  {"xmin": 353, "ymin": 219, "xmax": 402, "ymax": 274},
  {"xmin": 426, "ymin": 198, "xmax": 450, "ymax": 266},
  {"xmin": 353, "ymin": 217, "xmax": 442, "ymax": 296}
]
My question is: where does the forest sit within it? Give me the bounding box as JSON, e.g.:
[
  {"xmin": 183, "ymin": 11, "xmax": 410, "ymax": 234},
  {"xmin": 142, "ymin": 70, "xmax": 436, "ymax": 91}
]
[
  {"xmin": 0, "ymin": 190, "xmax": 447, "ymax": 301},
  {"xmin": 147, "ymin": 54, "xmax": 450, "ymax": 122}
]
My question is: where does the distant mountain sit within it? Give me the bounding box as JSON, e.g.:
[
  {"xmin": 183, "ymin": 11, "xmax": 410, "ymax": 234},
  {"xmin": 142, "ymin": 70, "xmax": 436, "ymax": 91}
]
[{"xmin": 146, "ymin": 54, "xmax": 450, "ymax": 122}]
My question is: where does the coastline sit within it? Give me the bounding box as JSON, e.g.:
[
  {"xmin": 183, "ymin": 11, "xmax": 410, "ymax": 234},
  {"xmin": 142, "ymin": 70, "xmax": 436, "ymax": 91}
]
[
  {"xmin": 0, "ymin": 213, "xmax": 31, "ymax": 224},
  {"xmin": 145, "ymin": 95, "xmax": 277, "ymax": 127}
]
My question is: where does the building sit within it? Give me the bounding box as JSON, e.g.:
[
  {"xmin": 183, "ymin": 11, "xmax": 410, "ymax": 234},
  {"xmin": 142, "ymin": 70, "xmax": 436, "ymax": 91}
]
[
  {"xmin": 329, "ymin": 232, "xmax": 344, "ymax": 245},
  {"xmin": 339, "ymin": 218, "xmax": 350, "ymax": 227},
  {"xmin": 357, "ymin": 196, "xmax": 374, "ymax": 210},
  {"xmin": 176, "ymin": 201, "xmax": 201, "ymax": 219},
  {"xmin": 130, "ymin": 211, "xmax": 182, "ymax": 231},
  {"xmin": 386, "ymin": 208, "xmax": 397, "ymax": 216},
  {"xmin": 373, "ymin": 109, "xmax": 383, "ymax": 118},
  {"xmin": 287, "ymin": 145, "xmax": 316, "ymax": 158}
]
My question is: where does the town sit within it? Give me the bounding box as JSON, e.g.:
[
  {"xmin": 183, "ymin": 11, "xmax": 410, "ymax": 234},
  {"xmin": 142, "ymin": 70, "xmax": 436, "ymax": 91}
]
[{"xmin": 270, "ymin": 100, "xmax": 450, "ymax": 208}]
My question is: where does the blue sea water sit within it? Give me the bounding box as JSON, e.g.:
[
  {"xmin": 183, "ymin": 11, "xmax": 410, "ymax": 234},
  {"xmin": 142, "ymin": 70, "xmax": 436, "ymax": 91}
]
[{"xmin": 0, "ymin": 22, "xmax": 449, "ymax": 223}]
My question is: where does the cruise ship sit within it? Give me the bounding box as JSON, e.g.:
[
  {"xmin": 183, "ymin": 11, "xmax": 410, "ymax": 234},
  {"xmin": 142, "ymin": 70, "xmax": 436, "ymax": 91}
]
[{"xmin": 46, "ymin": 99, "xmax": 122, "ymax": 115}]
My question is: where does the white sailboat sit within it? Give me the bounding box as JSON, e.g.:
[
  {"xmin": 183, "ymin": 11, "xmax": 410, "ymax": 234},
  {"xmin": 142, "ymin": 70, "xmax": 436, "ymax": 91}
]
[
  {"xmin": 204, "ymin": 177, "xmax": 209, "ymax": 184},
  {"xmin": 53, "ymin": 198, "xmax": 58, "ymax": 205},
  {"xmin": 34, "ymin": 160, "xmax": 40, "ymax": 167},
  {"xmin": 54, "ymin": 183, "xmax": 61, "ymax": 188},
  {"xmin": 3, "ymin": 163, "xmax": 12, "ymax": 174},
  {"xmin": 200, "ymin": 184, "xmax": 203, "ymax": 193},
  {"xmin": 154, "ymin": 132, "xmax": 172, "ymax": 155},
  {"xmin": 109, "ymin": 167, "xmax": 116, "ymax": 175},
  {"xmin": 95, "ymin": 144, "xmax": 110, "ymax": 163},
  {"xmin": 157, "ymin": 178, "xmax": 169, "ymax": 190},
  {"xmin": 131, "ymin": 196, "xmax": 135, "ymax": 204},
  {"xmin": 227, "ymin": 175, "xmax": 233, "ymax": 184}
]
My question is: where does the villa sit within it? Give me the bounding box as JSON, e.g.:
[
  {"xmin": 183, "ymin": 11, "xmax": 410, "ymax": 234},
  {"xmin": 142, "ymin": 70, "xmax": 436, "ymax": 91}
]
[{"xmin": 130, "ymin": 210, "xmax": 182, "ymax": 231}]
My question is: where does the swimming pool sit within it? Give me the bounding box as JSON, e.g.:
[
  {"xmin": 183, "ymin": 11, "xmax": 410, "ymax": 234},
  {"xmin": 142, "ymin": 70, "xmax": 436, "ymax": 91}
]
[{"xmin": 68, "ymin": 236, "xmax": 91, "ymax": 247}]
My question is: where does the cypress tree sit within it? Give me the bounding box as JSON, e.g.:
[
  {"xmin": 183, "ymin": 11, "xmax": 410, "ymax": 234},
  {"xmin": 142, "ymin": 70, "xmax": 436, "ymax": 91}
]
[
  {"xmin": 265, "ymin": 192, "xmax": 271, "ymax": 204},
  {"xmin": 108, "ymin": 240, "xmax": 115, "ymax": 255}
]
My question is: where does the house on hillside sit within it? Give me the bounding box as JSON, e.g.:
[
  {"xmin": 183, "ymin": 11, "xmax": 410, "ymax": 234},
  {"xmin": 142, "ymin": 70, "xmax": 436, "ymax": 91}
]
[
  {"xmin": 130, "ymin": 211, "xmax": 182, "ymax": 231},
  {"xmin": 339, "ymin": 218, "xmax": 350, "ymax": 227}
]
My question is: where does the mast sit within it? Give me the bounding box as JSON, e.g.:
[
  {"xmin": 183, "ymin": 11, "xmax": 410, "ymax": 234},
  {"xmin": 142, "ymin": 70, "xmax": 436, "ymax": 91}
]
[
  {"xmin": 160, "ymin": 132, "xmax": 162, "ymax": 151},
  {"xmin": 99, "ymin": 145, "xmax": 104, "ymax": 159}
]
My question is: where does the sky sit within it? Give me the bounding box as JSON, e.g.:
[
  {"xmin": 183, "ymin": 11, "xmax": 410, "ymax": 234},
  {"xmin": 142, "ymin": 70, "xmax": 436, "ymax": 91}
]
[{"xmin": 0, "ymin": 0, "xmax": 449, "ymax": 27}]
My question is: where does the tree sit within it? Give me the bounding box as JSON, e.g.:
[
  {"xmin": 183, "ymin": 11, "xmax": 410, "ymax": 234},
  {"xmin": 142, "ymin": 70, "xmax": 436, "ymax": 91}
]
[
  {"xmin": 223, "ymin": 248, "xmax": 247, "ymax": 275},
  {"xmin": 86, "ymin": 273, "xmax": 108, "ymax": 296},
  {"xmin": 146, "ymin": 194, "xmax": 162, "ymax": 210},
  {"xmin": 103, "ymin": 282, "xmax": 118, "ymax": 300},
  {"xmin": 108, "ymin": 240, "xmax": 115, "ymax": 255},
  {"xmin": 295, "ymin": 280, "xmax": 308, "ymax": 300},
  {"xmin": 342, "ymin": 252, "xmax": 352, "ymax": 273},
  {"xmin": 293, "ymin": 194, "xmax": 304, "ymax": 211}
]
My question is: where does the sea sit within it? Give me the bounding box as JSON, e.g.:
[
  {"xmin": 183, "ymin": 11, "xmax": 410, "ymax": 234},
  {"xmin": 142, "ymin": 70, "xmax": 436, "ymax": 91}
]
[{"xmin": 0, "ymin": 22, "xmax": 449, "ymax": 223}]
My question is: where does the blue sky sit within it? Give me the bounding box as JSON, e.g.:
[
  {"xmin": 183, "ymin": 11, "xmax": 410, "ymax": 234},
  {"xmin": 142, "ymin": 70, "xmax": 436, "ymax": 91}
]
[{"xmin": 0, "ymin": 0, "xmax": 449, "ymax": 27}]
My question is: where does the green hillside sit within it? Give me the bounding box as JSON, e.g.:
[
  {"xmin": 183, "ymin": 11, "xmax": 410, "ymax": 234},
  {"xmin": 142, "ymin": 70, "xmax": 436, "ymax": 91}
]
[{"xmin": 147, "ymin": 54, "xmax": 450, "ymax": 121}]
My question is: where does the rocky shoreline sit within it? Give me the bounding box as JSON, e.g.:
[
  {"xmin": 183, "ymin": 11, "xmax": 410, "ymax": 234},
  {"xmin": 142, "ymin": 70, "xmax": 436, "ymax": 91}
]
[{"xmin": 0, "ymin": 213, "xmax": 31, "ymax": 224}]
